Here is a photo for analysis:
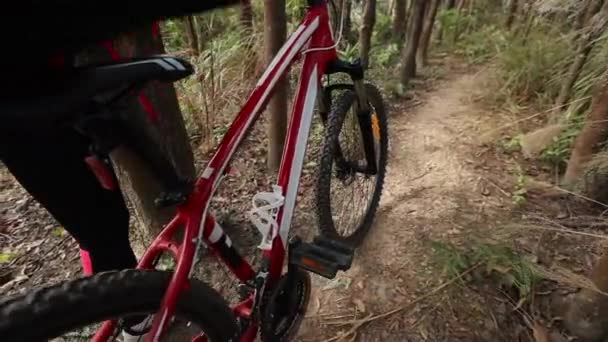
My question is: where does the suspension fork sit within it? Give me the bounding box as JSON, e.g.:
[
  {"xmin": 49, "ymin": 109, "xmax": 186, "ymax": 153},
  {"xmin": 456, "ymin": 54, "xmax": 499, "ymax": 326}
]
[{"xmin": 325, "ymin": 59, "xmax": 378, "ymax": 175}]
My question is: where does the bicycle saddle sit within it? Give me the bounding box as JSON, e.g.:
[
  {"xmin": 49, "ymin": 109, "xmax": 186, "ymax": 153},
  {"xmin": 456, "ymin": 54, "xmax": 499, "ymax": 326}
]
[{"xmin": 0, "ymin": 55, "xmax": 193, "ymax": 124}]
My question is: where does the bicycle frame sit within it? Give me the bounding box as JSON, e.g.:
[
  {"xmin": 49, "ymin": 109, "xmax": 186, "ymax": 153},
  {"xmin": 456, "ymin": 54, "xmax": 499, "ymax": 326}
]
[{"xmin": 93, "ymin": 1, "xmax": 338, "ymax": 341}]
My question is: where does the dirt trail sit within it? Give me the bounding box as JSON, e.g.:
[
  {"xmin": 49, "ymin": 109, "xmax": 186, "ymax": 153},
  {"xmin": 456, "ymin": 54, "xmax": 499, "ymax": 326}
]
[{"xmin": 298, "ymin": 67, "xmax": 508, "ymax": 341}]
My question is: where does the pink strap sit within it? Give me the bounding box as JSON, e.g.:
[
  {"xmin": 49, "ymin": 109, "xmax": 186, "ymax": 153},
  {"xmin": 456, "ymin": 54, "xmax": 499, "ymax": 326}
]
[{"xmin": 79, "ymin": 249, "xmax": 93, "ymax": 275}]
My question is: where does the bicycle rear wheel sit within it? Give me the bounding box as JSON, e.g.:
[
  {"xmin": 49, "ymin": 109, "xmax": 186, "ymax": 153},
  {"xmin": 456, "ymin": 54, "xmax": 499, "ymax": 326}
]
[
  {"xmin": 0, "ymin": 269, "xmax": 238, "ymax": 341},
  {"xmin": 316, "ymin": 83, "xmax": 388, "ymax": 247}
]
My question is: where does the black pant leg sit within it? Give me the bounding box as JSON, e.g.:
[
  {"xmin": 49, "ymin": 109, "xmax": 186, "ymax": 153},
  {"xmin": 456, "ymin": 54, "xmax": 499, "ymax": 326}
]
[{"xmin": 0, "ymin": 126, "xmax": 137, "ymax": 272}]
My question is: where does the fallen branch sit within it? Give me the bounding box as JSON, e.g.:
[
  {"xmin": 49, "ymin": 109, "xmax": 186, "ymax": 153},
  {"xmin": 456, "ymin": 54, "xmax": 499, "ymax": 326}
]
[
  {"xmin": 482, "ymin": 177, "xmax": 511, "ymax": 198},
  {"xmin": 321, "ymin": 264, "xmax": 481, "ymax": 342},
  {"xmin": 479, "ymin": 96, "xmax": 592, "ymax": 137},
  {"xmin": 510, "ymin": 223, "xmax": 608, "ymax": 240}
]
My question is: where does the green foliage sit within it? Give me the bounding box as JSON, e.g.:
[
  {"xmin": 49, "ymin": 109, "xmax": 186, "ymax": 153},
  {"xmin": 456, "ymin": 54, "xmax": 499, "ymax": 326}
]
[
  {"xmin": 429, "ymin": 241, "xmax": 471, "ymax": 280},
  {"xmin": 499, "ymin": 134, "xmax": 522, "ymax": 153},
  {"xmin": 430, "ymin": 240, "xmax": 540, "ymax": 298},
  {"xmin": 472, "ymin": 244, "xmax": 538, "ymax": 298},
  {"xmin": 540, "ymin": 120, "xmax": 583, "ymax": 168},
  {"xmin": 371, "ymin": 43, "xmax": 400, "ymax": 68},
  {"xmin": 374, "ymin": 8, "xmax": 393, "ymax": 41},
  {"xmin": 437, "ymin": 9, "xmax": 471, "ymax": 43},
  {"xmin": 53, "ymin": 227, "xmax": 66, "ymax": 237},
  {"xmin": 493, "ymin": 28, "xmax": 571, "ymax": 106},
  {"xmin": 162, "ymin": 19, "xmax": 188, "ymax": 52},
  {"xmin": 0, "ymin": 251, "xmax": 15, "ymax": 263},
  {"xmin": 456, "ymin": 25, "xmax": 505, "ymax": 63},
  {"xmin": 512, "ymin": 165, "xmax": 528, "ymax": 206},
  {"xmin": 338, "ymin": 42, "xmax": 360, "ymax": 61},
  {"xmin": 156, "ymin": 253, "xmax": 176, "ymax": 271}
]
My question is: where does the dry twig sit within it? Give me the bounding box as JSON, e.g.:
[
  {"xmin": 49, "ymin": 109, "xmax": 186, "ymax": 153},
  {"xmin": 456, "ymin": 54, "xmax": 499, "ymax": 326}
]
[{"xmin": 322, "ymin": 264, "xmax": 481, "ymax": 342}]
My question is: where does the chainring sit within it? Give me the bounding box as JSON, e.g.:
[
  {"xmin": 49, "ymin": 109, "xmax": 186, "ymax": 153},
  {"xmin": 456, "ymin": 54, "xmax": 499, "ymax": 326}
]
[{"xmin": 260, "ymin": 269, "xmax": 311, "ymax": 342}]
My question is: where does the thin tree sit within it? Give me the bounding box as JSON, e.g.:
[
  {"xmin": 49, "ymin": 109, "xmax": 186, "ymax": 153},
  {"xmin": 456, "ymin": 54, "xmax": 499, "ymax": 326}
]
[
  {"xmin": 358, "ymin": 0, "xmax": 377, "ymax": 65},
  {"xmin": 343, "ymin": 0, "xmax": 353, "ymax": 42},
  {"xmin": 564, "ymin": 71, "xmax": 608, "ymax": 183},
  {"xmin": 392, "ymin": 0, "xmax": 408, "ymax": 41},
  {"xmin": 264, "ymin": 0, "xmax": 289, "ymax": 171},
  {"xmin": 552, "ymin": 0, "xmax": 607, "ymax": 121},
  {"xmin": 240, "ymin": 0, "xmax": 256, "ymax": 77},
  {"xmin": 505, "ymin": 0, "xmax": 518, "ymax": 29},
  {"xmin": 417, "ymin": 0, "xmax": 440, "ymax": 67},
  {"xmin": 184, "ymin": 16, "xmax": 200, "ymax": 56},
  {"xmin": 399, "ymin": 0, "xmax": 427, "ymax": 86},
  {"xmin": 240, "ymin": 0, "xmax": 254, "ymax": 29}
]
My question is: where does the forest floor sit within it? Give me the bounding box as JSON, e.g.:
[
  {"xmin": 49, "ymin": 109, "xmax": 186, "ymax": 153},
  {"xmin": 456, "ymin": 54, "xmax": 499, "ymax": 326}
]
[
  {"xmin": 1, "ymin": 57, "xmax": 606, "ymax": 341},
  {"xmin": 297, "ymin": 58, "xmax": 605, "ymax": 342}
]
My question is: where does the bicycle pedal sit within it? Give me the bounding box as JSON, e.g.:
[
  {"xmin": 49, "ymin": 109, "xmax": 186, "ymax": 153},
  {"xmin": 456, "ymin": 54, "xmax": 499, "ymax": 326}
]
[{"xmin": 289, "ymin": 236, "xmax": 354, "ymax": 279}]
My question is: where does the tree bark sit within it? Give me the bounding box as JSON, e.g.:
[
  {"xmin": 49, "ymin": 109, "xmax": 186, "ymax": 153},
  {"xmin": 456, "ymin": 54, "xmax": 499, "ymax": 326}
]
[
  {"xmin": 564, "ymin": 70, "xmax": 608, "ymax": 184},
  {"xmin": 344, "ymin": 0, "xmax": 353, "ymax": 42},
  {"xmin": 399, "ymin": 0, "xmax": 427, "ymax": 86},
  {"xmin": 505, "ymin": 0, "xmax": 518, "ymax": 29},
  {"xmin": 417, "ymin": 0, "xmax": 440, "ymax": 67},
  {"xmin": 184, "ymin": 16, "xmax": 199, "ymax": 56},
  {"xmin": 552, "ymin": 0, "xmax": 608, "ymax": 122},
  {"xmin": 240, "ymin": 0, "xmax": 254, "ymax": 29},
  {"xmin": 264, "ymin": 0, "xmax": 289, "ymax": 171},
  {"xmin": 77, "ymin": 24, "xmax": 196, "ymax": 238},
  {"xmin": 358, "ymin": 0, "xmax": 377, "ymax": 65},
  {"xmin": 392, "ymin": 0, "xmax": 408, "ymax": 41},
  {"xmin": 240, "ymin": 0, "xmax": 256, "ymax": 78}
]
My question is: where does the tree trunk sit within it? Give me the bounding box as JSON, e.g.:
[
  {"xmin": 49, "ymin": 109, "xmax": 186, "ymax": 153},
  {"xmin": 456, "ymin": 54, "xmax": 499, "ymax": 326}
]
[
  {"xmin": 240, "ymin": 0, "xmax": 254, "ymax": 29},
  {"xmin": 392, "ymin": 0, "xmax": 408, "ymax": 41},
  {"xmin": 505, "ymin": 0, "xmax": 518, "ymax": 29},
  {"xmin": 240, "ymin": 0, "xmax": 256, "ymax": 78},
  {"xmin": 343, "ymin": 0, "xmax": 353, "ymax": 42},
  {"xmin": 264, "ymin": 0, "xmax": 289, "ymax": 171},
  {"xmin": 389, "ymin": 0, "xmax": 396, "ymax": 18},
  {"xmin": 358, "ymin": 0, "xmax": 377, "ymax": 65},
  {"xmin": 184, "ymin": 16, "xmax": 199, "ymax": 56},
  {"xmin": 399, "ymin": 0, "xmax": 427, "ymax": 86},
  {"xmin": 417, "ymin": 0, "xmax": 440, "ymax": 67},
  {"xmin": 552, "ymin": 0, "xmax": 608, "ymax": 122},
  {"xmin": 457, "ymin": 0, "xmax": 467, "ymax": 11},
  {"xmin": 564, "ymin": 71, "xmax": 608, "ymax": 184},
  {"xmin": 77, "ymin": 24, "xmax": 196, "ymax": 238}
]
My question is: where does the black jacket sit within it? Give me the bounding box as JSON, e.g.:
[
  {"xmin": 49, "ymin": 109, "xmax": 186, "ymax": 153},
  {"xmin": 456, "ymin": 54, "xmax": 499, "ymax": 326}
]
[{"xmin": 3, "ymin": 0, "xmax": 238, "ymax": 92}]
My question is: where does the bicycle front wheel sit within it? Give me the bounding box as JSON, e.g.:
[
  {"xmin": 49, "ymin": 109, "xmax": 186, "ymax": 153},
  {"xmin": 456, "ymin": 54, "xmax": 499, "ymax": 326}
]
[
  {"xmin": 316, "ymin": 83, "xmax": 388, "ymax": 247},
  {"xmin": 0, "ymin": 270, "xmax": 238, "ymax": 341}
]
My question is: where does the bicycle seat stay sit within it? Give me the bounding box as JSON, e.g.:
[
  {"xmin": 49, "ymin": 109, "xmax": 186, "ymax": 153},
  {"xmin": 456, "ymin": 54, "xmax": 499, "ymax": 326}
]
[{"xmin": 0, "ymin": 55, "xmax": 194, "ymax": 123}]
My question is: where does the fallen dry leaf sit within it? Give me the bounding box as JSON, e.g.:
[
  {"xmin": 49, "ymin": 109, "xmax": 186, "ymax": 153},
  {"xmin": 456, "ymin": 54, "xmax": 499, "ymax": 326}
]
[
  {"xmin": 532, "ymin": 321, "xmax": 551, "ymax": 342},
  {"xmin": 352, "ymin": 298, "xmax": 366, "ymax": 313}
]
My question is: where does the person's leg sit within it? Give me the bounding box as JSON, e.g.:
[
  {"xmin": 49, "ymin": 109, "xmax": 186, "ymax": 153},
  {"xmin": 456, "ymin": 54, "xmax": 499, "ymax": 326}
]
[{"xmin": 0, "ymin": 126, "xmax": 137, "ymax": 273}]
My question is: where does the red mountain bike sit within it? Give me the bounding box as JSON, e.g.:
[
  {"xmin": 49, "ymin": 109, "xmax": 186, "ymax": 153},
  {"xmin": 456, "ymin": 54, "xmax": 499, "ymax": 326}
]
[{"xmin": 0, "ymin": 0, "xmax": 388, "ymax": 340}]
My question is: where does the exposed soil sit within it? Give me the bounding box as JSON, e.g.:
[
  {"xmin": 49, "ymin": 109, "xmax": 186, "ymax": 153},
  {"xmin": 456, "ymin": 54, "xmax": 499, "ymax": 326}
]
[
  {"xmin": 2, "ymin": 58, "xmax": 605, "ymax": 341},
  {"xmin": 296, "ymin": 62, "xmax": 521, "ymax": 342},
  {"xmin": 297, "ymin": 61, "xmax": 606, "ymax": 342}
]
